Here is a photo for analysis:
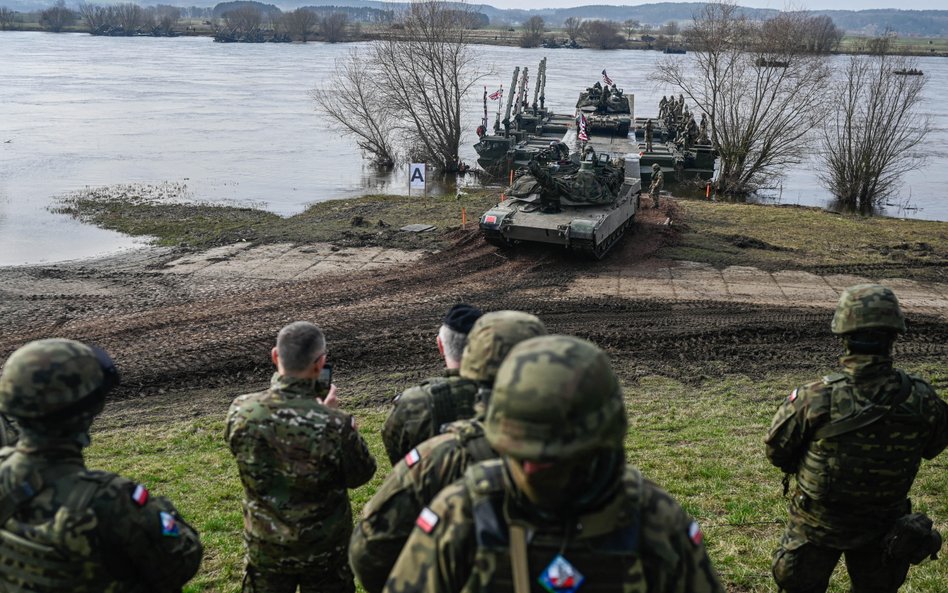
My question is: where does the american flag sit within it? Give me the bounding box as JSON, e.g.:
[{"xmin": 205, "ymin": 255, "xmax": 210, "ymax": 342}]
[
  {"xmin": 601, "ymin": 69, "xmax": 614, "ymax": 86},
  {"xmin": 488, "ymin": 88, "xmax": 503, "ymax": 100},
  {"xmin": 578, "ymin": 114, "xmax": 589, "ymax": 142}
]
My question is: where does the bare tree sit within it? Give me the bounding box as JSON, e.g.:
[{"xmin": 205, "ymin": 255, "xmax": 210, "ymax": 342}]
[
  {"xmin": 563, "ymin": 16, "xmax": 583, "ymax": 42},
  {"xmin": 312, "ymin": 48, "xmax": 398, "ymax": 167},
  {"xmin": 0, "ymin": 6, "xmax": 16, "ymax": 30},
  {"xmin": 580, "ymin": 19, "xmax": 623, "ymax": 49},
  {"xmin": 40, "ymin": 0, "xmax": 76, "ymax": 32},
  {"xmin": 154, "ymin": 5, "xmax": 180, "ymax": 35},
  {"xmin": 284, "ymin": 7, "xmax": 317, "ymax": 41},
  {"xmin": 224, "ymin": 5, "xmax": 262, "ymax": 34},
  {"xmin": 658, "ymin": 2, "xmax": 832, "ymax": 195},
  {"xmin": 819, "ymin": 38, "xmax": 931, "ymax": 213},
  {"xmin": 520, "ymin": 15, "xmax": 544, "ymax": 48},
  {"xmin": 661, "ymin": 20, "xmax": 679, "ymax": 36},
  {"xmin": 802, "ymin": 15, "xmax": 842, "ymax": 54},
  {"xmin": 113, "ymin": 3, "xmax": 146, "ymax": 34},
  {"xmin": 372, "ymin": 1, "xmax": 485, "ymax": 171},
  {"xmin": 320, "ymin": 12, "xmax": 348, "ymax": 43},
  {"xmin": 622, "ymin": 19, "xmax": 639, "ymax": 39}
]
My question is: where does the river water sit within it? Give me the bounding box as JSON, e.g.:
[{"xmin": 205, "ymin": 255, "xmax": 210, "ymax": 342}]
[{"xmin": 1, "ymin": 31, "xmax": 946, "ymax": 265}]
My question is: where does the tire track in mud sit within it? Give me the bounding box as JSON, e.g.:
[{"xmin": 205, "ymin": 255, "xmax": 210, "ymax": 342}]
[{"xmin": 2, "ymin": 227, "xmax": 946, "ymax": 401}]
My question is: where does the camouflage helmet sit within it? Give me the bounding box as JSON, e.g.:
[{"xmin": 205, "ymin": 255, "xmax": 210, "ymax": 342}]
[
  {"xmin": 0, "ymin": 339, "xmax": 117, "ymax": 420},
  {"xmin": 460, "ymin": 311, "xmax": 547, "ymax": 384},
  {"xmin": 485, "ymin": 335, "xmax": 626, "ymax": 460},
  {"xmin": 831, "ymin": 284, "xmax": 906, "ymax": 335},
  {"xmin": 652, "ymin": 163, "xmax": 660, "ymax": 171}
]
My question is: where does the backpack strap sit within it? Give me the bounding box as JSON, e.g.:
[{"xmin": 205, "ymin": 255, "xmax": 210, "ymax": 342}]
[{"xmin": 813, "ymin": 370, "xmax": 912, "ymax": 440}]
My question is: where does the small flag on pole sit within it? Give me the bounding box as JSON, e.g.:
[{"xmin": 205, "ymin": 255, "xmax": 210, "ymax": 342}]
[
  {"xmin": 578, "ymin": 114, "xmax": 589, "ymax": 142},
  {"xmin": 488, "ymin": 88, "xmax": 503, "ymax": 100},
  {"xmin": 601, "ymin": 69, "xmax": 614, "ymax": 86}
]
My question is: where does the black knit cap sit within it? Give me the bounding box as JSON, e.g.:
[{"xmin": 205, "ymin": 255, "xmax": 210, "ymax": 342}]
[{"xmin": 443, "ymin": 304, "xmax": 482, "ymax": 335}]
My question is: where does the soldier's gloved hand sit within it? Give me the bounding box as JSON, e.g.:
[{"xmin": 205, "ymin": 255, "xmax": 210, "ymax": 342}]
[{"xmin": 320, "ymin": 384, "xmax": 339, "ymax": 409}]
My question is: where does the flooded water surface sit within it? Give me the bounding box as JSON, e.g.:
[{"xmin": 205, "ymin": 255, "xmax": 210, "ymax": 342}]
[{"xmin": 1, "ymin": 32, "xmax": 946, "ymax": 265}]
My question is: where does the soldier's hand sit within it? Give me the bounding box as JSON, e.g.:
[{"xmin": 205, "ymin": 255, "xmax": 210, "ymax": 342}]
[{"xmin": 320, "ymin": 384, "xmax": 339, "ymax": 409}]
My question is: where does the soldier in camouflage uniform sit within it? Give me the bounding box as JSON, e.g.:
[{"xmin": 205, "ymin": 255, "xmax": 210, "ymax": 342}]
[
  {"xmin": 766, "ymin": 284, "xmax": 948, "ymax": 593},
  {"xmin": 0, "ymin": 339, "xmax": 203, "ymax": 592},
  {"xmin": 649, "ymin": 163, "xmax": 664, "ymax": 208},
  {"xmin": 350, "ymin": 311, "xmax": 547, "ymax": 593},
  {"xmin": 382, "ymin": 304, "xmax": 483, "ymax": 466},
  {"xmin": 384, "ymin": 335, "xmax": 725, "ymax": 593},
  {"xmin": 226, "ymin": 321, "xmax": 376, "ymax": 593},
  {"xmin": 644, "ymin": 119, "xmax": 654, "ymax": 153}
]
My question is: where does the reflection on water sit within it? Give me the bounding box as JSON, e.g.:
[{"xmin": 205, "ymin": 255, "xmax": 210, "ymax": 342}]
[{"xmin": 1, "ymin": 32, "xmax": 946, "ymax": 266}]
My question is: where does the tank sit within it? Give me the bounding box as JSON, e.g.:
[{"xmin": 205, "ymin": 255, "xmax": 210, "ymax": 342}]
[
  {"xmin": 479, "ymin": 149, "xmax": 641, "ymax": 259},
  {"xmin": 576, "ymin": 82, "xmax": 632, "ymax": 136}
]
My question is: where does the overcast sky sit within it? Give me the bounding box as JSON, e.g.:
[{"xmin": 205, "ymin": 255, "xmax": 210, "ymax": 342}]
[{"xmin": 483, "ymin": 0, "xmax": 945, "ymax": 10}]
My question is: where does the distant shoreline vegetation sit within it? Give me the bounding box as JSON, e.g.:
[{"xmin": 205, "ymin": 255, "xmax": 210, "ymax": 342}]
[{"xmin": 0, "ymin": 1, "xmax": 947, "ymax": 55}]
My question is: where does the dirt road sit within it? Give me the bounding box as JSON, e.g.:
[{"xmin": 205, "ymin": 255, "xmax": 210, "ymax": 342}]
[{"xmin": 2, "ymin": 206, "xmax": 946, "ymax": 416}]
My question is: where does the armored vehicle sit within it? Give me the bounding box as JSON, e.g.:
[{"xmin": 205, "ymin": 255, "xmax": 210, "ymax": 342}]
[
  {"xmin": 476, "ymin": 59, "xmax": 565, "ymax": 174},
  {"xmin": 480, "ymin": 149, "xmax": 641, "ymax": 259},
  {"xmin": 575, "ymin": 82, "xmax": 632, "ymax": 136}
]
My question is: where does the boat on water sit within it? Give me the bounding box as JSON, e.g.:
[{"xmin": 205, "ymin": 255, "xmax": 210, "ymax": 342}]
[
  {"xmin": 893, "ymin": 68, "xmax": 924, "ymax": 76},
  {"xmin": 755, "ymin": 57, "xmax": 790, "ymax": 68}
]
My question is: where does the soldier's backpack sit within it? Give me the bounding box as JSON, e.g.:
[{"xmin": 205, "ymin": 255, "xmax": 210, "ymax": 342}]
[{"xmin": 0, "ymin": 471, "xmax": 116, "ymax": 592}]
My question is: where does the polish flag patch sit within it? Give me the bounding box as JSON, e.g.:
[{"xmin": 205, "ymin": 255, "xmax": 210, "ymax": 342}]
[
  {"xmin": 688, "ymin": 521, "xmax": 703, "ymax": 546},
  {"xmin": 131, "ymin": 484, "xmax": 149, "ymax": 507},
  {"xmin": 416, "ymin": 507, "xmax": 440, "ymax": 534},
  {"xmin": 788, "ymin": 388, "xmax": 798, "ymax": 403},
  {"xmin": 404, "ymin": 448, "xmax": 421, "ymax": 468},
  {"xmin": 484, "ymin": 215, "xmax": 497, "ymax": 224}
]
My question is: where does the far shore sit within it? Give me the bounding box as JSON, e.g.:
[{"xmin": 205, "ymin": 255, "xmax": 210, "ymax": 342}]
[{"xmin": 2, "ymin": 23, "xmax": 947, "ymax": 57}]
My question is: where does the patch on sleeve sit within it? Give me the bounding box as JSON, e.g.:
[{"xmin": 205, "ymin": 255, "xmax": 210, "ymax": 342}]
[
  {"xmin": 160, "ymin": 511, "xmax": 181, "ymax": 537},
  {"xmin": 351, "ymin": 416, "xmax": 357, "ymax": 429},
  {"xmin": 788, "ymin": 388, "xmax": 798, "ymax": 403},
  {"xmin": 404, "ymin": 448, "xmax": 421, "ymax": 468},
  {"xmin": 131, "ymin": 484, "xmax": 149, "ymax": 507},
  {"xmin": 688, "ymin": 521, "xmax": 703, "ymax": 546},
  {"xmin": 416, "ymin": 507, "xmax": 440, "ymax": 534}
]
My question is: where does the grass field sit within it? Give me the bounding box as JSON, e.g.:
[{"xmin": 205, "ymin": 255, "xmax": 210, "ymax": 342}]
[{"xmin": 87, "ymin": 364, "xmax": 948, "ymax": 593}]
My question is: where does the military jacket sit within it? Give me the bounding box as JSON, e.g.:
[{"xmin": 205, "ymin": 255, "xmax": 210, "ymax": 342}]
[
  {"xmin": 0, "ymin": 442, "xmax": 202, "ymax": 592},
  {"xmin": 383, "ymin": 459, "xmax": 724, "ymax": 593},
  {"xmin": 0, "ymin": 413, "xmax": 18, "ymax": 447},
  {"xmin": 226, "ymin": 373, "xmax": 376, "ymax": 570},
  {"xmin": 382, "ymin": 369, "xmax": 480, "ymax": 466},
  {"xmin": 351, "ymin": 418, "xmax": 495, "ymax": 593},
  {"xmin": 766, "ymin": 355, "xmax": 948, "ymax": 548}
]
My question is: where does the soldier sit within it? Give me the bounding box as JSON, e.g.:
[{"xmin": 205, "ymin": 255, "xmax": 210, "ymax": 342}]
[
  {"xmin": 699, "ymin": 112, "xmax": 708, "ymax": 140},
  {"xmin": 659, "ymin": 95, "xmax": 668, "ymax": 119},
  {"xmin": 0, "ymin": 339, "xmax": 203, "ymax": 591},
  {"xmin": 649, "ymin": 163, "xmax": 664, "ymax": 208},
  {"xmin": 766, "ymin": 284, "xmax": 948, "ymax": 593},
  {"xmin": 350, "ymin": 311, "xmax": 547, "ymax": 593},
  {"xmin": 644, "ymin": 118, "xmax": 654, "ymax": 153},
  {"xmin": 382, "ymin": 303, "xmax": 482, "ymax": 466},
  {"xmin": 227, "ymin": 321, "xmax": 376, "ymax": 593},
  {"xmin": 384, "ymin": 335, "xmax": 725, "ymax": 593}
]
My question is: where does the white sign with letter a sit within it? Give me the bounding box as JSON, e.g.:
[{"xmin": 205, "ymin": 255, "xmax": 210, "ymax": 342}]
[{"xmin": 409, "ymin": 163, "xmax": 426, "ymax": 190}]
